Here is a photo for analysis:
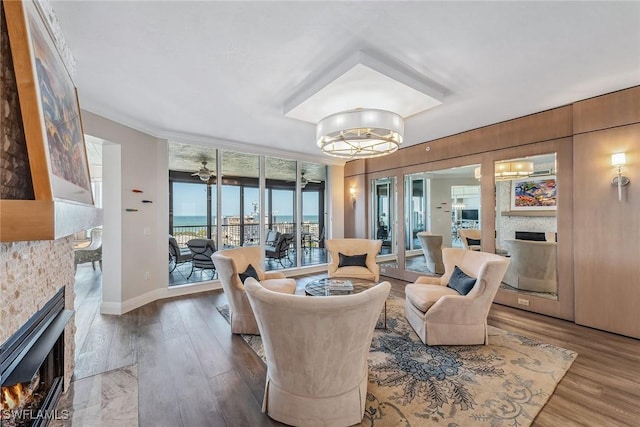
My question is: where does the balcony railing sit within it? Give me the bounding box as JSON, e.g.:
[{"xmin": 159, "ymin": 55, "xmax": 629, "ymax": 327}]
[{"xmin": 171, "ymin": 222, "xmax": 321, "ymax": 249}]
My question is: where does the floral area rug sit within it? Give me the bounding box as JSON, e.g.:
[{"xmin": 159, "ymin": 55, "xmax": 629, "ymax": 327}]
[{"xmin": 217, "ymin": 298, "xmax": 577, "ymax": 426}]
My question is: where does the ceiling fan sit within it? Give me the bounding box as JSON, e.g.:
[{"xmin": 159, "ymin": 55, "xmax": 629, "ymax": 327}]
[
  {"xmin": 192, "ymin": 161, "xmax": 213, "ymax": 182},
  {"xmin": 300, "ymin": 171, "xmax": 321, "ymax": 188}
]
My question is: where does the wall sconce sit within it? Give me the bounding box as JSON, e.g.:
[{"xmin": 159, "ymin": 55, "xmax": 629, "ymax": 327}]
[
  {"xmin": 611, "ymin": 152, "xmax": 630, "ymax": 201},
  {"xmin": 349, "ymin": 187, "xmax": 357, "ymax": 205}
]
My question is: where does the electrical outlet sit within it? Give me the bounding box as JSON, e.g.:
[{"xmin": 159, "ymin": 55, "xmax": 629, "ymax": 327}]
[
  {"xmin": 145, "ymin": 272, "xmax": 151, "ymax": 280},
  {"xmin": 517, "ymin": 298, "xmax": 530, "ymax": 306}
]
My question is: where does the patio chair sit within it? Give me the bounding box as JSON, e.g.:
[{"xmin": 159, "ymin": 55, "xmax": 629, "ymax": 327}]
[
  {"xmin": 309, "ymin": 227, "xmax": 325, "ymax": 254},
  {"xmin": 186, "ymin": 238, "xmax": 216, "ymax": 279},
  {"xmin": 265, "ymin": 233, "xmax": 294, "ymax": 267},
  {"xmin": 169, "ymin": 235, "xmax": 191, "ymax": 272},
  {"xmin": 265, "ymin": 229, "xmax": 280, "ymax": 246}
]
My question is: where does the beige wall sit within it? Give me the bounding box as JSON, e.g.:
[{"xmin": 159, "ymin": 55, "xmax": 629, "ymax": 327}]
[{"xmin": 81, "ymin": 111, "xmax": 177, "ymax": 314}]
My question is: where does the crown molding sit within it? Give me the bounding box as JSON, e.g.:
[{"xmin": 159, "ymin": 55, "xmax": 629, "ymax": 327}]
[{"xmin": 81, "ymin": 105, "xmax": 345, "ymax": 166}]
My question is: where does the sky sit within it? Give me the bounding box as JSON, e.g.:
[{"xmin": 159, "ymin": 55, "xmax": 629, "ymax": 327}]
[{"xmin": 173, "ymin": 183, "xmax": 319, "ymax": 217}]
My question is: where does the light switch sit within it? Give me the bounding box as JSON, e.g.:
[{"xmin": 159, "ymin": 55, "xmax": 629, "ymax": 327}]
[{"xmin": 143, "ymin": 227, "xmax": 151, "ymax": 236}]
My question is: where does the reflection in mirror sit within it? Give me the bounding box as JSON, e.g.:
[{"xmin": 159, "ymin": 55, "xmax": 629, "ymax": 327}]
[
  {"xmin": 451, "ymin": 184, "xmax": 481, "ymax": 249},
  {"xmin": 495, "ymin": 153, "xmax": 558, "ymax": 301},
  {"xmin": 372, "ymin": 177, "xmax": 396, "ymax": 267},
  {"xmin": 404, "ymin": 165, "xmax": 480, "ymax": 275}
]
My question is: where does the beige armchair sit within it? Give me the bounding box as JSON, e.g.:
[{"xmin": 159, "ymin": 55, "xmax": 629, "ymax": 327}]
[
  {"xmin": 325, "ymin": 239, "xmax": 382, "ymax": 282},
  {"xmin": 405, "ymin": 248, "xmax": 509, "ymax": 345},
  {"xmin": 212, "ymin": 246, "xmax": 296, "ymax": 335},
  {"xmin": 417, "ymin": 232, "xmax": 445, "ymax": 274},
  {"xmin": 458, "ymin": 228, "xmax": 482, "ymax": 251},
  {"xmin": 244, "ymin": 278, "xmax": 391, "ymax": 427},
  {"xmin": 502, "ymin": 239, "xmax": 557, "ymax": 293}
]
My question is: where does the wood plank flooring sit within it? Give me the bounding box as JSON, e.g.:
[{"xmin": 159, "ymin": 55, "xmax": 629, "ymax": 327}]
[{"xmin": 72, "ymin": 266, "xmax": 640, "ymax": 426}]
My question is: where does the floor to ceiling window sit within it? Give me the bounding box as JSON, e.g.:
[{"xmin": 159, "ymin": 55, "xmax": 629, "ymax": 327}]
[
  {"xmin": 168, "ymin": 143, "xmax": 327, "ymax": 284},
  {"xmin": 221, "ymin": 150, "xmax": 260, "ymax": 249},
  {"xmin": 168, "ymin": 147, "xmax": 218, "ymax": 285},
  {"xmin": 265, "ymin": 157, "xmax": 297, "ymax": 269},
  {"xmin": 300, "ymin": 162, "xmax": 326, "ymax": 266}
]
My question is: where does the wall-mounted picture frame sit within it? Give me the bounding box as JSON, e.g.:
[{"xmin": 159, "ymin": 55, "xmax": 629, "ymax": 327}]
[
  {"xmin": 4, "ymin": 0, "xmax": 93, "ymax": 205},
  {"xmin": 511, "ymin": 175, "xmax": 557, "ymax": 210}
]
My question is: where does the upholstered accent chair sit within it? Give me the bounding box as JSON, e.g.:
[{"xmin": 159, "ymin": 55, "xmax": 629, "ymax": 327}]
[
  {"xmin": 74, "ymin": 228, "xmax": 102, "ymax": 272},
  {"xmin": 325, "ymin": 239, "xmax": 382, "ymax": 282},
  {"xmin": 458, "ymin": 228, "xmax": 482, "ymax": 251},
  {"xmin": 405, "ymin": 248, "xmax": 510, "ymax": 345},
  {"xmin": 417, "ymin": 232, "xmax": 445, "ymax": 275},
  {"xmin": 244, "ymin": 278, "xmax": 391, "ymax": 427},
  {"xmin": 212, "ymin": 246, "xmax": 296, "ymax": 335},
  {"xmin": 502, "ymin": 239, "xmax": 557, "ymax": 293}
]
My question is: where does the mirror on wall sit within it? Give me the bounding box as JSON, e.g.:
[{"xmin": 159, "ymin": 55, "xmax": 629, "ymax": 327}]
[
  {"xmin": 404, "ymin": 165, "xmax": 480, "ymax": 274},
  {"xmin": 494, "ymin": 153, "xmax": 558, "ymax": 300},
  {"xmin": 372, "ymin": 177, "xmax": 397, "ymax": 267}
]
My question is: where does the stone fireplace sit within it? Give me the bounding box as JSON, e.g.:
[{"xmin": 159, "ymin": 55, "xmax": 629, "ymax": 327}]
[
  {"xmin": 1, "ymin": 6, "xmax": 96, "ymax": 423},
  {"xmin": 0, "ymin": 239, "xmax": 76, "ymax": 398},
  {"xmin": 1, "ymin": 287, "xmax": 71, "ymax": 426},
  {"xmin": 2, "ymin": 1, "xmax": 83, "ymax": 410}
]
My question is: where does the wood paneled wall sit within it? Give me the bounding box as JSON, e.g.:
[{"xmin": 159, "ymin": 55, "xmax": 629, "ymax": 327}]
[
  {"xmin": 363, "ymin": 106, "xmax": 573, "ymax": 174},
  {"xmin": 345, "ymin": 86, "xmax": 640, "ymax": 338},
  {"xmin": 573, "ymin": 87, "xmax": 640, "ymax": 338}
]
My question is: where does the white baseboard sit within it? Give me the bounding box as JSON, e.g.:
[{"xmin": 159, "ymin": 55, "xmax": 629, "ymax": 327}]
[
  {"xmin": 100, "ymin": 281, "xmax": 223, "ymax": 315},
  {"xmin": 99, "ymin": 264, "xmax": 325, "ymax": 315},
  {"xmin": 100, "ymin": 287, "xmax": 166, "ymax": 315},
  {"xmin": 99, "ymin": 301, "xmax": 123, "ymax": 315},
  {"xmin": 167, "ymin": 280, "xmax": 222, "ymax": 297}
]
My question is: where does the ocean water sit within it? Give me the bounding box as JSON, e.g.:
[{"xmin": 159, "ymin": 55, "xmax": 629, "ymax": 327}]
[{"xmin": 173, "ymin": 215, "xmax": 319, "ymax": 226}]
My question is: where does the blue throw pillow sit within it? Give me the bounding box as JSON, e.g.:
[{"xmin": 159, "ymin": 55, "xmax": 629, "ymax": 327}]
[
  {"xmin": 447, "ymin": 265, "xmax": 477, "ymax": 295},
  {"xmin": 239, "ymin": 264, "xmax": 259, "ymax": 283},
  {"xmin": 338, "ymin": 253, "xmax": 367, "ymax": 268}
]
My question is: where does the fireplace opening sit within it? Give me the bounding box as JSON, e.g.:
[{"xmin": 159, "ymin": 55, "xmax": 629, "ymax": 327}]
[{"xmin": 1, "ymin": 287, "xmax": 72, "ymax": 426}]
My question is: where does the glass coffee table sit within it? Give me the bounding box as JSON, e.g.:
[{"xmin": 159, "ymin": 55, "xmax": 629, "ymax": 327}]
[{"xmin": 304, "ymin": 278, "xmax": 387, "ymax": 328}]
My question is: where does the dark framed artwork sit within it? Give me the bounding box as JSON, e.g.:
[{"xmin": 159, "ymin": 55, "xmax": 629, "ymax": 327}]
[
  {"xmin": 511, "ymin": 175, "xmax": 557, "ymax": 210},
  {"xmin": 5, "ymin": 0, "xmax": 93, "ymax": 205}
]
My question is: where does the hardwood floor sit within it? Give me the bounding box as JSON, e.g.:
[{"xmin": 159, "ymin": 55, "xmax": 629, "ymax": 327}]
[{"xmin": 72, "ymin": 266, "xmax": 640, "ymax": 426}]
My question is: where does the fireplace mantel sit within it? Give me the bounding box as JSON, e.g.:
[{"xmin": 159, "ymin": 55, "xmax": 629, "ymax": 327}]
[{"xmin": 0, "ymin": 199, "xmax": 103, "ymax": 242}]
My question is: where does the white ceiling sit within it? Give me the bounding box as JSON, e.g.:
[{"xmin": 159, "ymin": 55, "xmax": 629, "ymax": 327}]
[
  {"xmin": 284, "ymin": 54, "xmax": 443, "ymax": 123},
  {"xmin": 53, "ymin": 1, "xmax": 640, "ymax": 164}
]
